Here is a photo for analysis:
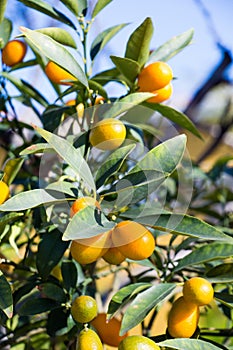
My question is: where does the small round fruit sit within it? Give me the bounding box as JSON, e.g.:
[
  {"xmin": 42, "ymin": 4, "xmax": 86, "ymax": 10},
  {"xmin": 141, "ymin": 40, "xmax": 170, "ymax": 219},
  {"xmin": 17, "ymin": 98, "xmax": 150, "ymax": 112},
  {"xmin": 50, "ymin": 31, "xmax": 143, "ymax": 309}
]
[
  {"xmin": 70, "ymin": 196, "xmax": 100, "ymax": 218},
  {"xmin": 118, "ymin": 335, "xmax": 160, "ymax": 350},
  {"xmin": 91, "ymin": 313, "xmax": 128, "ymax": 347},
  {"xmin": 77, "ymin": 327, "xmax": 103, "ymax": 350},
  {"xmin": 0, "ymin": 181, "xmax": 10, "ymax": 204},
  {"xmin": 71, "ymin": 295, "xmax": 98, "ymax": 324},
  {"xmin": 45, "ymin": 61, "xmax": 76, "ymax": 85},
  {"xmin": 2, "ymin": 40, "xmax": 27, "ymax": 67},
  {"xmin": 112, "ymin": 221, "xmax": 155, "ymax": 260},
  {"xmin": 89, "ymin": 118, "xmax": 126, "ymax": 151},
  {"xmin": 70, "ymin": 231, "xmax": 111, "ymax": 265},
  {"xmin": 138, "ymin": 61, "xmax": 173, "ymax": 92},
  {"xmin": 147, "ymin": 82, "xmax": 173, "ymax": 103},
  {"xmin": 183, "ymin": 277, "xmax": 214, "ymax": 306},
  {"xmin": 167, "ymin": 296, "xmax": 199, "ymax": 338},
  {"xmin": 102, "ymin": 246, "xmax": 126, "ymax": 265}
]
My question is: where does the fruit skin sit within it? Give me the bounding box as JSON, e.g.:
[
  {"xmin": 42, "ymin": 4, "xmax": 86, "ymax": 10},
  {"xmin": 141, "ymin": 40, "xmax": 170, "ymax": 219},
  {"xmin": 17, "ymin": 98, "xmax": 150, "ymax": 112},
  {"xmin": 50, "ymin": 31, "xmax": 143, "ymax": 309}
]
[
  {"xmin": 70, "ymin": 196, "xmax": 100, "ymax": 218},
  {"xmin": 102, "ymin": 246, "xmax": 126, "ymax": 265},
  {"xmin": 89, "ymin": 118, "xmax": 126, "ymax": 151},
  {"xmin": 138, "ymin": 61, "xmax": 173, "ymax": 92},
  {"xmin": 45, "ymin": 61, "xmax": 76, "ymax": 85},
  {"xmin": 118, "ymin": 335, "xmax": 160, "ymax": 350},
  {"xmin": 183, "ymin": 277, "xmax": 214, "ymax": 306},
  {"xmin": 76, "ymin": 327, "xmax": 103, "ymax": 350},
  {"xmin": 70, "ymin": 231, "xmax": 111, "ymax": 265},
  {"xmin": 2, "ymin": 40, "xmax": 27, "ymax": 67},
  {"xmin": 147, "ymin": 82, "xmax": 173, "ymax": 104},
  {"xmin": 112, "ymin": 220, "xmax": 155, "ymax": 260},
  {"xmin": 167, "ymin": 296, "xmax": 200, "ymax": 338},
  {"xmin": 0, "ymin": 181, "xmax": 10, "ymax": 204},
  {"xmin": 91, "ymin": 313, "xmax": 128, "ymax": 347},
  {"xmin": 71, "ymin": 295, "xmax": 98, "ymax": 324}
]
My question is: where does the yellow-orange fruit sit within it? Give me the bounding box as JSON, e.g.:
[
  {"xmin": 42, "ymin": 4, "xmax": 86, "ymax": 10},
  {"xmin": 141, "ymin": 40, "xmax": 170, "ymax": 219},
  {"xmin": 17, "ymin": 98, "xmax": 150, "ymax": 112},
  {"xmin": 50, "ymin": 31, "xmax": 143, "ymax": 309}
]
[{"xmin": 2, "ymin": 40, "xmax": 27, "ymax": 66}]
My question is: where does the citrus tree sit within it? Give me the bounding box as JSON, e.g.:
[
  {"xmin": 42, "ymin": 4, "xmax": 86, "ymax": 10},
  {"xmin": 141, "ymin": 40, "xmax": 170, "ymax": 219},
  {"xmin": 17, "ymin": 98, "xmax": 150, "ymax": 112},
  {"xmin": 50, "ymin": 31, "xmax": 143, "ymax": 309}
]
[{"xmin": 0, "ymin": 0, "xmax": 232, "ymax": 349}]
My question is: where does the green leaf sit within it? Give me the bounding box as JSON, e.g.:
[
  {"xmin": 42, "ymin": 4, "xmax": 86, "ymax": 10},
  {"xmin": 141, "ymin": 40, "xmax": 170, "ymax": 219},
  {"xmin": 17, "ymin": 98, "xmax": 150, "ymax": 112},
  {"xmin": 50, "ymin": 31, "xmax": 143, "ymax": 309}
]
[
  {"xmin": 214, "ymin": 292, "xmax": 233, "ymax": 309},
  {"xmin": 62, "ymin": 205, "xmax": 115, "ymax": 240},
  {"xmin": 158, "ymin": 338, "xmax": 222, "ymax": 350},
  {"xmin": 90, "ymin": 23, "xmax": 128, "ymax": 61},
  {"xmin": 0, "ymin": 18, "xmax": 12, "ymax": 49},
  {"xmin": 0, "ymin": 271, "xmax": 13, "ymax": 318},
  {"xmin": 206, "ymin": 263, "xmax": 233, "ymax": 283},
  {"xmin": 18, "ymin": 297, "xmax": 59, "ymax": 316},
  {"xmin": 36, "ymin": 229, "xmax": 69, "ymax": 279},
  {"xmin": 91, "ymin": 67, "xmax": 120, "ymax": 86},
  {"xmin": 39, "ymin": 282, "xmax": 67, "ymax": 302},
  {"xmin": 88, "ymin": 79, "xmax": 108, "ymax": 99},
  {"xmin": 0, "ymin": 0, "xmax": 7, "ymax": 23},
  {"xmin": 108, "ymin": 283, "xmax": 152, "ymax": 317},
  {"xmin": 95, "ymin": 144, "xmax": 136, "ymax": 188},
  {"xmin": 41, "ymin": 105, "xmax": 70, "ymax": 132},
  {"xmin": 91, "ymin": 0, "xmax": 113, "ymax": 18},
  {"xmin": 110, "ymin": 56, "xmax": 140, "ymax": 84},
  {"xmin": 20, "ymin": 143, "xmax": 52, "ymax": 156},
  {"xmin": 0, "ymin": 212, "xmax": 24, "ymax": 231},
  {"xmin": 18, "ymin": 0, "xmax": 76, "ymax": 29},
  {"xmin": 60, "ymin": 0, "xmax": 79, "ymax": 16},
  {"xmin": 0, "ymin": 189, "xmax": 67, "ymax": 212},
  {"xmin": 144, "ymin": 103, "xmax": 202, "ymax": 139},
  {"xmin": 21, "ymin": 27, "xmax": 88, "ymax": 88},
  {"xmin": 125, "ymin": 17, "xmax": 154, "ymax": 68},
  {"xmin": 102, "ymin": 92, "xmax": 154, "ymax": 120},
  {"xmin": 61, "ymin": 260, "xmax": 78, "ymax": 291},
  {"xmin": 34, "ymin": 126, "xmax": 95, "ymax": 192},
  {"xmin": 36, "ymin": 27, "xmax": 77, "ymax": 48},
  {"xmin": 1, "ymin": 72, "xmax": 49, "ymax": 107},
  {"xmin": 46, "ymin": 181, "xmax": 77, "ymax": 197},
  {"xmin": 120, "ymin": 284, "xmax": 175, "ymax": 335},
  {"xmin": 174, "ymin": 242, "xmax": 233, "ymax": 272},
  {"xmin": 2, "ymin": 158, "xmax": 24, "ymax": 185},
  {"xmin": 149, "ymin": 28, "xmax": 194, "ymax": 62}
]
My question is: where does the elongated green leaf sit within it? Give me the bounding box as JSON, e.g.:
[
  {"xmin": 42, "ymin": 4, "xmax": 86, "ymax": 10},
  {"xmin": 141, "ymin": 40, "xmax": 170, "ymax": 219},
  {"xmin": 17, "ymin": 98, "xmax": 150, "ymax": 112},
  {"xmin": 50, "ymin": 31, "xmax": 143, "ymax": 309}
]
[
  {"xmin": 1, "ymin": 72, "xmax": 48, "ymax": 107},
  {"xmin": 0, "ymin": 212, "xmax": 24, "ymax": 230},
  {"xmin": 0, "ymin": 189, "xmax": 65, "ymax": 212},
  {"xmin": 0, "ymin": 271, "xmax": 13, "ymax": 318},
  {"xmin": 149, "ymin": 28, "xmax": 194, "ymax": 62},
  {"xmin": 18, "ymin": 297, "xmax": 59, "ymax": 316},
  {"xmin": 21, "ymin": 27, "xmax": 88, "ymax": 88},
  {"xmin": 39, "ymin": 283, "xmax": 66, "ymax": 302},
  {"xmin": 120, "ymin": 283, "xmax": 175, "ymax": 335},
  {"xmin": 88, "ymin": 79, "xmax": 108, "ymax": 99},
  {"xmin": 37, "ymin": 229, "xmax": 69, "ymax": 279},
  {"xmin": 0, "ymin": 18, "xmax": 12, "ymax": 48},
  {"xmin": 125, "ymin": 17, "xmax": 153, "ymax": 68},
  {"xmin": 34, "ymin": 126, "xmax": 95, "ymax": 192},
  {"xmin": 102, "ymin": 93, "xmax": 154, "ymax": 120},
  {"xmin": 0, "ymin": 0, "xmax": 7, "ymax": 23},
  {"xmin": 95, "ymin": 144, "xmax": 136, "ymax": 188},
  {"xmin": 144, "ymin": 103, "xmax": 202, "ymax": 139},
  {"xmin": 2, "ymin": 158, "xmax": 24, "ymax": 185},
  {"xmin": 61, "ymin": 260, "xmax": 77, "ymax": 291},
  {"xmin": 110, "ymin": 56, "xmax": 140, "ymax": 84},
  {"xmin": 108, "ymin": 283, "xmax": 152, "ymax": 317},
  {"xmin": 36, "ymin": 27, "xmax": 77, "ymax": 48},
  {"xmin": 91, "ymin": 67, "xmax": 120, "ymax": 86},
  {"xmin": 77, "ymin": 0, "xmax": 87, "ymax": 15},
  {"xmin": 60, "ymin": 0, "xmax": 79, "ymax": 16},
  {"xmin": 92, "ymin": 0, "xmax": 113, "ymax": 18},
  {"xmin": 214, "ymin": 292, "xmax": 233, "ymax": 309},
  {"xmin": 62, "ymin": 206, "xmax": 115, "ymax": 241},
  {"xmin": 158, "ymin": 339, "xmax": 221, "ymax": 350},
  {"xmin": 18, "ymin": 0, "xmax": 76, "ymax": 28},
  {"xmin": 206, "ymin": 263, "xmax": 233, "ymax": 283},
  {"xmin": 46, "ymin": 181, "xmax": 77, "ymax": 197},
  {"xmin": 91, "ymin": 23, "xmax": 128, "ymax": 61},
  {"xmin": 20, "ymin": 143, "xmax": 52, "ymax": 156},
  {"xmin": 174, "ymin": 243, "xmax": 233, "ymax": 272}
]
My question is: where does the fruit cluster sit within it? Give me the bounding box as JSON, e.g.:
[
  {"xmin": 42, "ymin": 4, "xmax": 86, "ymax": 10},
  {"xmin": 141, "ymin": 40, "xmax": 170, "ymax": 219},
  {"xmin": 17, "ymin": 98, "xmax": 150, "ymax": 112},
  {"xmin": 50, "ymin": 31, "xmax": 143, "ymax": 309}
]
[{"xmin": 167, "ymin": 277, "xmax": 214, "ymax": 338}]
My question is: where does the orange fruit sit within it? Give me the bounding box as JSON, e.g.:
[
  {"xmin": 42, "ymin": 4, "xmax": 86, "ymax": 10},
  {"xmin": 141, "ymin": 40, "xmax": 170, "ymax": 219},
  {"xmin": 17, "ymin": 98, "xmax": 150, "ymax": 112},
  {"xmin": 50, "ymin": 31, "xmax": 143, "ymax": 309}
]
[
  {"xmin": 2, "ymin": 40, "xmax": 27, "ymax": 67},
  {"xmin": 138, "ymin": 61, "xmax": 173, "ymax": 92},
  {"xmin": 65, "ymin": 99, "xmax": 76, "ymax": 106},
  {"xmin": 183, "ymin": 277, "xmax": 214, "ymax": 306},
  {"xmin": 118, "ymin": 335, "xmax": 160, "ymax": 349},
  {"xmin": 147, "ymin": 82, "xmax": 173, "ymax": 103},
  {"xmin": 45, "ymin": 61, "xmax": 76, "ymax": 85},
  {"xmin": 71, "ymin": 295, "xmax": 98, "ymax": 323},
  {"xmin": 89, "ymin": 118, "xmax": 126, "ymax": 151},
  {"xmin": 0, "ymin": 181, "xmax": 10, "ymax": 204},
  {"xmin": 91, "ymin": 313, "xmax": 128, "ymax": 347},
  {"xmin": 77, "ymin": 327, "xmax": 103, "ymax": 350},
  {"xmin": 70, "ymin": 231, "xmax": 111, "ymax": 265},
  {"xmin": 112, "ymin": 221, "xmax": 155, "ymax": 260},
  {"xmin": 94, "ymin": 96, "xmax": 105, "ymax": 105},
  {"xmin": 167, "ymin": 296, "xmax": 199, "ymax": 338},
  {"xmin": 102, "ymin": 246, "xmax": 126, "ymax": 265},
  {"xmin": 70, "ymin": 196, "xmax": 100, "ymax": 218}
]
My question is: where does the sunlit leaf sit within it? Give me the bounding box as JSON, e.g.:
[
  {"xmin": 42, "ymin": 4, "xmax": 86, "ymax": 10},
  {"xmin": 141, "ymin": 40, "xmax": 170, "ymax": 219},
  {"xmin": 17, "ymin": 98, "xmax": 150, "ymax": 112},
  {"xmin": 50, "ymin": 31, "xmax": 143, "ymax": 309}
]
[
  {"xmin": 91, "ymin": 0, "xmax": 113, "ymax": 18},
  {"xmin": 149, "ymin": 28, "xmax": 194, "ymax": 62},
  {"xmin": 20, "ymin": 143, "xmax": 52, "ymax": 156},
  {"xmin": 36, "ymin": 27, "xmax": 77, "ymax": 48},
  {"xmin": 158, "ymin": 338, "xmax": 222, "ymax": 350},
  {"xmin": 0, "ymin": 271, "xmax": 13, "ymax": 318},
  {"xmin": 60, "ymin": 0, "xmax": 79, "ymax": 16},
  {"xmin": 125, "ymin": 17, "xmax": 153, "ymax": 68},
  {"xmin": 0, "ymin": 0, "xmax": 7, "ymax": 23},
  {"xmin": 206, "ymin": 263, "xmax": 233, "ymax": 283},
  {"xmin": 0, "ymin": 212, "xmax": 24, "ymax": 231},
  {"xmin": 0, "ymin": 18, "xmax": 12, "ymax": 48},
  {"xmin": 110, "ymin": 56, "xmax": 140, "ymax": 84},
  {"xmin": 2, "ymin": 158, "xmax": 24, "ymax": 185}
]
